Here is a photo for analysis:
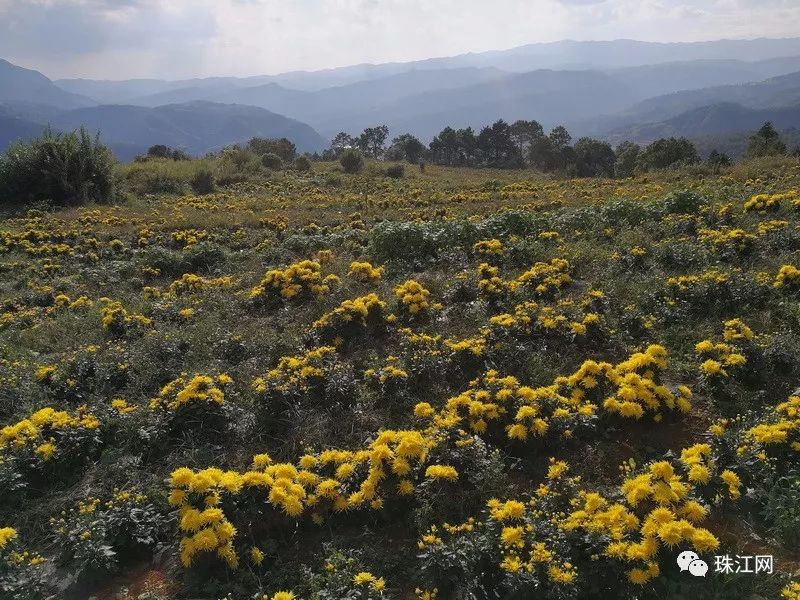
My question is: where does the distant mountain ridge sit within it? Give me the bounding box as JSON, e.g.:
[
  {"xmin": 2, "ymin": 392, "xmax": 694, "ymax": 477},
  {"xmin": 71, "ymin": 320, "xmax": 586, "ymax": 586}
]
[{"xmin": 3, "ymin": 38, "xmax": 800, "ymax": 162}]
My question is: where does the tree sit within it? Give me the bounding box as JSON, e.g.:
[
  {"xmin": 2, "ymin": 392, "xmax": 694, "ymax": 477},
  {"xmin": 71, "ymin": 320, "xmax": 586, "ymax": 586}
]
[
  {"xmin": 636, "ymin": 137, "xmax": 699, "ymax": 171},
  {"xmin": 614, "ymin": 141, "xmax": 640, "ymax": 178},
  {"xmin": 247, "ymin": 137, "xmax": 296, "ymax": 162},
  {"xmin": 529, "ymin": 135, "xmax": 556, "ymax": 171},
  {"xmin": 477, "ymin": 120, "xmax": 522, "ymax": 167},
  {"xmin": 510, "ymin": 120, "xmax": 544, "ymax": 158},
  {"xmin": 356, "ymin": 125, "xmax": 389, "ymax": 158},
  {"xmin": 146, "ymin": 144, "xmax": 190, "ymax": 160},
  {"xmin": 429, "ymin": 126, "xmax": 478, "ymax": 166},
  {"xmin": 0, "ymin": 127, "xmax": 115, "ymax": 206},
  {"xmin": 546, "ymin": 126, "xmax": 576, "ymax": 172},
  {"xmin": 574, "ymin": 137, "xmax": 615, "ymax": 178},
  {"xmin": 340, "ymin": 148, "xmax": 364, "ymax": 174},
  {"xmin": 329, "ymin": 132, "xmax": 354, "ymax": 158},
  {"xmin": 389, "ymin": 133, "xmax": 426, "ymax": 164},
  {"xmin": 746, "ymin": 122, "xmax": 787, "ymax": 158}
]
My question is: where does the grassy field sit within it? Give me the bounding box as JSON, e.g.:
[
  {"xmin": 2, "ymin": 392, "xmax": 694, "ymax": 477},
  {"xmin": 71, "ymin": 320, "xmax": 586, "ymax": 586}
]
[{"xmin": 1, "ymin": 156, "xmax": 800, "ymax": 599}]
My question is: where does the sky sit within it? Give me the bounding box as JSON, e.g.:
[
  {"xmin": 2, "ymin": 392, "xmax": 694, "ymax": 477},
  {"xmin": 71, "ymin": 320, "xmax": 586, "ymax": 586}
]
[{"xmin": 1, "ymin": 0, "xmax": 800, "ymax": 80}]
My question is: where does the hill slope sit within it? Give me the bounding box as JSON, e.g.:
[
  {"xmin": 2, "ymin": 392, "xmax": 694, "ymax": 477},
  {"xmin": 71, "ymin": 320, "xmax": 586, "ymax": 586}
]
[
  {"xmin": 0, "ymin": 59, "xmax": 92, "ymax": 109},
  {"xmin": 603, "ymin": 101, "xmax": 800, "ymax": 145},
  {"xmin": 50, "ymin": 101, "xmax": 328, "ymax": 160}
]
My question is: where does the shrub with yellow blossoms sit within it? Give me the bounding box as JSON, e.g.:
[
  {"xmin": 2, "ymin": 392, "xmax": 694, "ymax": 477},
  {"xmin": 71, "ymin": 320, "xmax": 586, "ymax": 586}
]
[
  {"xmin": 249, "ymin": 260, "xmax": 338, "ymax": 307},
  {"xmin": 0, "ymin": 526, "xmax": 46, "ymax": 598},
  {"xmin": 168, "ymin": 428, "xmax": 432, "ymax": 569},
  {"xmin": 414, "ymin": 346, "xmax": 690, "ymax": 445},
  {"xmin": 312, "ymin": 293, "xmax": 388, "ymax": 345},
  {"xmin": 252, "ymin": 346, "xmax": 356, "ymax": 411},
  {"xmin": 515, "ymin": 258, "xmax": 571, "ymax": 296},
  {"xmin": 395, "ymin": 280, "xmax": 437, "ymax": 317},
  {"xmin": 695, "ymin": 319, "xmax": 757, "ymax": 384},
  {"xmin": 744, "ymin": 190, "xmax": 797, "ymax": 212},
  {"xmin": 303, "ymin": 547, "xmax": 387, "ymax": 598},
  {"xmin": 50, "ymin": 489, "xmax": 167, "ymax": 576},
  {"xmin": 166, "ymin": 273, "xmax": 233, "ymax": 296},
  {"xmin": 472, "ymin": 239, "xmax": 504, "ymax": 257},
  {"xmin": 697, "ymin": 227, "xmax": 757, "ymax": 257},
  {"xmin": 347, "ymin": 261, "xmax": 385, "ymax": 282},
  {"xmin": 0, "ymin": 406, "xmax": 101, "ymax": 497},
  {"xmin": 100, "ymin": 299, "xmax": 152, "ymax": 336},
  {"xmin": 773, "ymin": 264, "xmax": 800, "ymax": 289}
]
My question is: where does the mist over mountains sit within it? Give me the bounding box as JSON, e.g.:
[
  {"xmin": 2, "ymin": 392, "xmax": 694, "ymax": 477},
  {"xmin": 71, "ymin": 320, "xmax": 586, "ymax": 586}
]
[{"xmin": 3, "ymin": 37, "xmax": 800, "ymax": 161}]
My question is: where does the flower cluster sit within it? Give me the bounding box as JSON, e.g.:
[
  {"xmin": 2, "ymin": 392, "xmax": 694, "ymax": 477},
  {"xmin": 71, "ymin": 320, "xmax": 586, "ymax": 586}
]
[
  {"xmin": 151, "ymin": 373, "xmax": 233, "ymax": 411},
  {"xmin": 312, "ymin": 293, "xmax": 388, "ymax": 344},
  {"xmin": 395, "ymin": 280, "xmax": 436, "ymax": 317},
  {"xmin": 252, "ymin": 346, "xmax": 344, "ymax": 409},
  {"xmin": 249, "ymin": 260, "xmax": 338, "ymax": 305},
  {"xmin": 473, "ymin": 239, "xmax": 504, "ymax": 256},
  {"xmin": 774, "ymin": 264, "xmax": 800, "ymax": 289},
  {"xmin": 515, "ymin": 258, "xmax": 571, "ymax": 295},
  {"xmin": 744, "ymin": 190, "xmax": 796, "ymax": 212},
  {"xmin": 347, "ymin": 261, "xmax": 385, "ymax": 281},
  {"xmin": 697, "ymin": 227, "xmax": 756, "ymax": 256},
  {"xmin": 695, "ymin": 319, "xmax": 753, "ymax": 378},
  {"xmin": 167, "ymin": 273, "xmax": 233, "ymax": 296},
  {"xmin": 100, "ymin": 300, "xmax": 152, "ymax": 336}
]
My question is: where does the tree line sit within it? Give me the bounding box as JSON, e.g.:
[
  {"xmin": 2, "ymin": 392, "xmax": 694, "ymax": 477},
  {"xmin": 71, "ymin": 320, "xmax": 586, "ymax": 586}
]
[{"xmin": 324, "ymin": 119, "xmax": 799, "ymax": 177}]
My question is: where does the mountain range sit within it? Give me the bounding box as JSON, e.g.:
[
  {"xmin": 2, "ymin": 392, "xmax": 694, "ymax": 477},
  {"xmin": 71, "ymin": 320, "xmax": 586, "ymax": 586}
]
[{"xmin": 3, "ymin": 38, "xmax": 800, "ymax": 160}]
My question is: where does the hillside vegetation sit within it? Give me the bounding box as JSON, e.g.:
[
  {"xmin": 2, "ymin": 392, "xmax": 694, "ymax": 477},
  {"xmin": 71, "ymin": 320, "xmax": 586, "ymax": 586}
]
[{"xmin": 0, "ymin": 155, "xmax": 800, "ymax": 599}]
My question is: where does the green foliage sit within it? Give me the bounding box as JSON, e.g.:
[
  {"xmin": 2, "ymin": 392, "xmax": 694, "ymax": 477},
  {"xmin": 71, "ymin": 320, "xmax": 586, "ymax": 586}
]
[
  {"xmin": 747, "ymin": 121, "xmax": 788, "ymax": 158},
  {"xmin": 340, "ymin": 148, "xmax": 365, "ymax": 174},
  {"xmin": 614, "ymin": 141, "xmax": 640, "ymax": 178},
  {"xmin": 0, "ymin": 127, "xmax": 114, "ymax": 207},
  {"xmin": 51, "ymin": 491, "xmax": 169, "ymax": 579},
  {"xmin": 636, "ymin": 137, "xmax": 700, "ymax": 171},
  {"xmin": 261, "ymin": 152, "xmax": 283, "ymax": 170},
  {"xmin": 294, "ymin": 155, "xmax": 312, "ymax": 172},
  {"xmin": 764, "ymin": 474, "xmax": 800, "ymax": 549},
  {"xmin": 304, "ymin": 546, "xmax": 387, "ymax": 599},
  {"xmin": 574, "ymin": 137, "xmax": 615, "ymax": 177},
  {"xmin": 384, "ymin": 164, "xmax": 404, "ymax": 179},
  {"xmin": 190, "ymin": 168, "xmax": 216, "ymax": 195},
  {"xmin": 247, "ymin": 137, "xmax": 297, "ymax": 162}
]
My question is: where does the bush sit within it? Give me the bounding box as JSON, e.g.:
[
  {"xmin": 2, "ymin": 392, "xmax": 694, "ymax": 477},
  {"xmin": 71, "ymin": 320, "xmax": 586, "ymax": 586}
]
[
  {"xmin": 384, "ymin": 164, "xmax": 405, "ymax": 178},
  {"xmin": 190, "ymin": 169, "xmax": 216, "ymax": 195},
  {"xmin": 0, "ymin": 127, "xmax": 114, "ymax": 206},
  {"xmin": 294, "ymin": 155, "xmax": 312, "ymax": 172},
  {"xmin": 261, "ymin": 152, "xmax": 283, "ymax": 170},
  {"xmin": 340, "ymin": 148, "xmax": 364, "ymax": 174},
  {"xmin": 122, "ymin": 168, "xmax": 187, "ymax": 195}
]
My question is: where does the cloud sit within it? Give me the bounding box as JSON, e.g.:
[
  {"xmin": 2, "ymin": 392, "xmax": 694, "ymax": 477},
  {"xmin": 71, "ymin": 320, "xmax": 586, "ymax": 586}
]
[{"xmin": 1, "ymin": 0, "xmax": 799, "ymax": 79}]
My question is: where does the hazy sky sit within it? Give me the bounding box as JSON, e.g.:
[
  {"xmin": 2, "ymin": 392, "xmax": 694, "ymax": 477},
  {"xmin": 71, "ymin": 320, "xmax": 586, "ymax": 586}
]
[{"xmin": 1, "ymin": 0, "xmax": 800, "ymax": 80}]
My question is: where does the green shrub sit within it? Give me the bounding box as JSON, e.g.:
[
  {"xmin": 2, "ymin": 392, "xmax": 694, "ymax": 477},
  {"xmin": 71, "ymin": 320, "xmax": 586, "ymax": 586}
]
[
  {"xmin": 261, "ymin": 152, "xmax": 283, "ymax": 170},
  {"xmin": 294, "ymin": 155, "xmax": 312, "ymax": 172},
  {"xmin": 0, "ymin": 127, "xmax": 114, "ymax": 206},
  {"xmin": 340, "ymin": 148, "xmax": 364, "ymax": 174},
  {"xmin": 190, "ymin": 169, "xmax": 216, "ymax": 195},
  {"xmin": 123, "ymin": 168, "xmax": 187, "ymax": 195},
  {"xmin": 384, "ymin": 164, "xmax": 404, "ymax": 178},
  {"xmin": 764, "ymin": 474, "xmax": 800, "ymax": 549}
]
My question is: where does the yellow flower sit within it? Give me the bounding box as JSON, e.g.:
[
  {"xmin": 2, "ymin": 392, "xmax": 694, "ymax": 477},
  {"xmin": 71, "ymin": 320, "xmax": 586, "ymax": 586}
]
[{"xmin": 425, "ymin": 465, "xmax": 458, "ymax": 480}]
